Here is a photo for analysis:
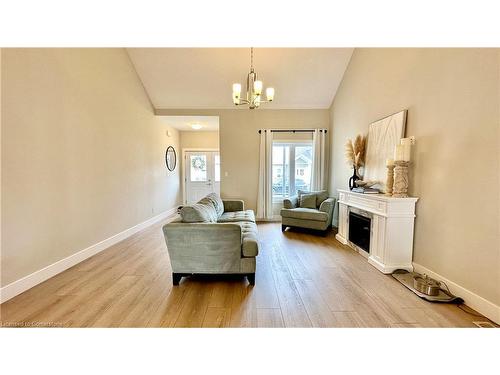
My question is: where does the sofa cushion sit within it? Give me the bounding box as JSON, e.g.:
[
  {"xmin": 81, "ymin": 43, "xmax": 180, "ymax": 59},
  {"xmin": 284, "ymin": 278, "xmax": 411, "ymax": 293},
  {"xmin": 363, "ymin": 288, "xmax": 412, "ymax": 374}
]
[
  {"xmin": 298, "ymin": 189, "xmax": 328, "ymax": 208},
  {"xmin": 280, "ymin": 207, "xmax": 329, "ymax": 222},
  {"xmin": 217, "ymin": 209, "xmax": 255, "ymax": 223},
  {"xmin": 180, "ymin": 202, "xmax": 218, "ymax": 223},
  {"xmin": 238, "ymin": 221, "xmax": 259, "ymax": 257},
  {"xmin": 202, "ymin": 193, "xmax": 224, "ymax": 217},
  {"xmin": 299, "ymin": 193, "xmax": 317, "ymax": 209}
]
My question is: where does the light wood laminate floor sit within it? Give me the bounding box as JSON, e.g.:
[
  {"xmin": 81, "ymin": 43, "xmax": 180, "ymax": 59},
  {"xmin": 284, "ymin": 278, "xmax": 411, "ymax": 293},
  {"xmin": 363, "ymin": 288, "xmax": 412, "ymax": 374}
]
[{"xmin": 0, "ymin": 221, "xmax": 493, "ymax": 328}]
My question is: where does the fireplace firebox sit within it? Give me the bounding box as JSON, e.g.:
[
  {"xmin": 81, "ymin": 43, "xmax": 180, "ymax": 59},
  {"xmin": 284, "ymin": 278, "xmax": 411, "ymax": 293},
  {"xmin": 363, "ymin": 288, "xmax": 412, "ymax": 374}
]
[{"xmin": 348, "ymin": 210, "xmax": 371, "ymax": 254}]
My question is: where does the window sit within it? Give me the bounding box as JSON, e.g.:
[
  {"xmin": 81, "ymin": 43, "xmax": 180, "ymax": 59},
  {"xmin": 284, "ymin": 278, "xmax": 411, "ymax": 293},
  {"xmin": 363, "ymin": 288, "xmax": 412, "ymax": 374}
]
[{"xmin": 272, "ymin": 142, "xmax": 312, "ymax": 200}]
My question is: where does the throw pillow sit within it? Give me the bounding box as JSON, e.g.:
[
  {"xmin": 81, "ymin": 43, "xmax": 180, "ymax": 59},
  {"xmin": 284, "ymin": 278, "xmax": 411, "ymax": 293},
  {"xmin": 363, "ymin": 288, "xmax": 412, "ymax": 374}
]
[
  {"xmin": 180, "ymin": 202, "xmax": 218, "ymax": 223},
  {"xmin": 298, "ymin": 189, "xmax": 328, "ymax": 208},
  {"xmin": 299, "ymin": 193, "xmax": 317, "ymax": 209},
  {"xmin": 203, "ymin": 193, "xmax": 224, "ymax": 217}
]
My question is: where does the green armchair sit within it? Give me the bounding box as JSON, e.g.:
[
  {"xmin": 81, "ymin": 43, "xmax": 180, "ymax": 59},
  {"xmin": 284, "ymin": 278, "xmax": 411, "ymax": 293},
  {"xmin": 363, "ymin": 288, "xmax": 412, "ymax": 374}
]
[{"xmin": 280, "ymin": 190, "xmax": 336, "ymax": 234}]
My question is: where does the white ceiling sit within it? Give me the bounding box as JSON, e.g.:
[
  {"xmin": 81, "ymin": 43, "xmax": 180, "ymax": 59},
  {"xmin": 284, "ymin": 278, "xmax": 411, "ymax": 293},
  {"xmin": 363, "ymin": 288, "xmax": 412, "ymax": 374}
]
[
  {"xmin": 159, "ymin": 116, "xmax": 219, "ymax": 132},
  {"xmin": 127, "ymin": 48, "xmax": 353, "ymax": 109}
]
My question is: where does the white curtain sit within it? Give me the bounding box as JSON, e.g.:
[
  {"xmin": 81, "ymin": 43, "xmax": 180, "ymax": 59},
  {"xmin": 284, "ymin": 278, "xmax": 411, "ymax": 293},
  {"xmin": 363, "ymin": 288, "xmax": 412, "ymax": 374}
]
[
  {"xmin": 311, "ymin": 129, "xmax": 328, "ymax": 190},
  {"xmin": 256, "ymin": 129, "xmax": 273, "ymax": 220}
]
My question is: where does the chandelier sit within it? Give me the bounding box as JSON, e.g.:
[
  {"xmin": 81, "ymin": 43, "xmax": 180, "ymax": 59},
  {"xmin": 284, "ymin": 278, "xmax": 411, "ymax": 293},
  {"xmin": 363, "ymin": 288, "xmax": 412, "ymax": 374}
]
[{"xmin": 232, "ymin": 48, "xmax": 275, "ymax": 109}]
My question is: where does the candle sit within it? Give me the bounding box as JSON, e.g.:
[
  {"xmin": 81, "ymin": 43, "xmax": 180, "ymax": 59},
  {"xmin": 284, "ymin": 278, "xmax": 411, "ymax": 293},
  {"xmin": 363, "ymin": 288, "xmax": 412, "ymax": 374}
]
[
  {"xmin": 386, "ymin": 158, "xmax": 394, "ymax": 167},
  {"xmin": 394, "ymin": 144, "xmax": 404, "ymax": 161},
  {"xmin": 400, "ymin": 138, "xmax": 411, "ymax": 162}
]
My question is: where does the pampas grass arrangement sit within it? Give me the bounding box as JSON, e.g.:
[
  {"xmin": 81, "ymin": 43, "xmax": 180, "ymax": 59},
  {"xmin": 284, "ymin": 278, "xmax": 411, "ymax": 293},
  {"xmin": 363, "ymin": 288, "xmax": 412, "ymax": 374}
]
[{"xmin": 345, "ymin": 134, "xmax": 366, "ymax": 168}]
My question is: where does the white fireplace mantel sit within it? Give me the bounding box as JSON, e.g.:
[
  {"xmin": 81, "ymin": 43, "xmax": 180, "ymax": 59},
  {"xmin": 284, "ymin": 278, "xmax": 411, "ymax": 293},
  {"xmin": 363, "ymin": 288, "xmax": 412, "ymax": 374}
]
[{"xmin": 336, "ymin": 189, "xmax": 419, "ymax": 274}]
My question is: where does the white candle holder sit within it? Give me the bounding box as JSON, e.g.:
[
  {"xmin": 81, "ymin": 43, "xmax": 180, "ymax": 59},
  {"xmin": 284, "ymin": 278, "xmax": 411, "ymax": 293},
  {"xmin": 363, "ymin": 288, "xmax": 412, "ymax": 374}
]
[{"xmin": 385, "ymin": 164, "xmax": 395, "ymax": 195}]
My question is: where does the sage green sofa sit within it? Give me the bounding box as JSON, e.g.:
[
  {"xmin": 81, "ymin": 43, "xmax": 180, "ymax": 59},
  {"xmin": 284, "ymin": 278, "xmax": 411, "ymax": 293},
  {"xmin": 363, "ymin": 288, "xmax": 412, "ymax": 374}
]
[
  {"xmin": 280, "ymin": 190, "xmax": 336, "ymax": 234},
  {"xmin": 162, "ymin": 193, "xmax": 258, "ymax": 286}
]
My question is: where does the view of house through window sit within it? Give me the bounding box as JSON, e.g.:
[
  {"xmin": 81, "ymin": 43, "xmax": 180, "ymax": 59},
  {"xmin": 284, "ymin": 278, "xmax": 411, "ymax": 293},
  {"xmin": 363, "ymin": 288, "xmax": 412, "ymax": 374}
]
[{"xmin": 272, "ymin": 142, "xmax": 313, "ymax": 200}]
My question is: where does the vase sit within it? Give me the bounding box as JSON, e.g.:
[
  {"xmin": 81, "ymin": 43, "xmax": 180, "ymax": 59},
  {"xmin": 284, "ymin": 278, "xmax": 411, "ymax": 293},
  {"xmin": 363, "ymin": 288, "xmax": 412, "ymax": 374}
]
[{"xmin": 348, "ymin": 166, "xmax": 359, "ymax": 190}]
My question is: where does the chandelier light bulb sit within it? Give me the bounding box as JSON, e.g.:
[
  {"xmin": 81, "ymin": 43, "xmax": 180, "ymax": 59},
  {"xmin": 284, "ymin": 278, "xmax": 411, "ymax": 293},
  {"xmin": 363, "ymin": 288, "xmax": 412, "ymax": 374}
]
[
  {"xmin": 253, "ymin": 80, "xmax": 263, "ymax": 95},
  {"xmin": 232, "ymin": 83, "xmax": 241, "ymax": 98},
  {"xmin": 266, "ymin": 87, "xmax": 275, "ymax": 101}
]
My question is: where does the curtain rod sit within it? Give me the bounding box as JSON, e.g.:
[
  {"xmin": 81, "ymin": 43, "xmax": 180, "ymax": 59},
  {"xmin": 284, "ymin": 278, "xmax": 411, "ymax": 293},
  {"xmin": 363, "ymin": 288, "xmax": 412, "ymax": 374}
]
[{"xmin": 258, "ymin": 129, "xmax": 327, "ymax": 134}]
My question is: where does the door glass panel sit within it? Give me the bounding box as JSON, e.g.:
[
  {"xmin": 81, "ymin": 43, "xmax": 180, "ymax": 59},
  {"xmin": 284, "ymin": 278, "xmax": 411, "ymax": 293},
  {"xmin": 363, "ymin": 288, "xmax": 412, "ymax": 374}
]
[
  {"xmin": 190, "ymin": 155, "xmax": 207, "ymax": 181},
  {"xmin": 214, "ymin": 154, "xmax": 220, "ymax": 182}
]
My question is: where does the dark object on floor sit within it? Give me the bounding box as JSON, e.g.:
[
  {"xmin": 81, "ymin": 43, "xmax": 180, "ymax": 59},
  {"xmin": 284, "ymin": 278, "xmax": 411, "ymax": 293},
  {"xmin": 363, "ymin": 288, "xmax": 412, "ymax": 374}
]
[
  {"xmin": 172, "ymin": 272, "xmax": 255, "ymax": 286},
  {"xmin": 391, "ymin": 269, "xmax": 464, "ymax": 304},
  {"xmin": 282, "ymin": 225, "xmax": 330, "ymax": 237}
]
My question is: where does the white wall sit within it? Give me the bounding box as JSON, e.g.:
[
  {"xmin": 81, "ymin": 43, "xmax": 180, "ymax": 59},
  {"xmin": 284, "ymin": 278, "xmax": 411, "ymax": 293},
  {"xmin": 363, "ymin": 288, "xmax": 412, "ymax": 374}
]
[
  {"xmin": 328, "ymin": 48, "xmax": 500, "ymax": 308},
  {"xmin": 180, "ymin": 131, "xmax": 219, "ymax": 150},
  {"xmin": 1, "ymin": 48, "xmax": 182, "ymax": 287}
]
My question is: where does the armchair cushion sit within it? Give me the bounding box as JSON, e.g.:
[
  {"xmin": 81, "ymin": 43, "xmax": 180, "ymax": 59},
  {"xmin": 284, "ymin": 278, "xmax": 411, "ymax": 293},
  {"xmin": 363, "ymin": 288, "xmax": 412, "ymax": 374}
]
[
  {"xmin": 280, "ymin": 207, "xmax": 328, "ymax": 222},
  {"xmin": 299, "ymin": 193, "xmax": 317, "ymax": 209}
]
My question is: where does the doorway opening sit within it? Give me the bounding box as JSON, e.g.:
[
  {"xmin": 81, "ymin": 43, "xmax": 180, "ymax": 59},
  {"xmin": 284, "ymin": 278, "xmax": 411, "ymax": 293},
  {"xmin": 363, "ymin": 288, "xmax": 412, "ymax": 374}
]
[{"xmin": 160, "ymin": 115, "xmax": 220, "ymax": 205}]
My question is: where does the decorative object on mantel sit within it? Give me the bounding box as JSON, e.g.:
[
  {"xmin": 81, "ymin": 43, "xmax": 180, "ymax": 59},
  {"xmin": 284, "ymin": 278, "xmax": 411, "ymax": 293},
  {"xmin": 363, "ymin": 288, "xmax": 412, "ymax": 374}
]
[
  {"xmin": 392, "ymin": 137, "xmax": 412, "ymax": 198},
  {"xmin": 393, "ymin": 161, "xmax": 410, "ymax": 197},
  {"xmin": 344, "ymin": 134, "xmax": 366, "ymax": 190},
  {"xmin": 385, "ymin": 158, "xmax": 395, "ymax": 195},
  {"xmin": 354, "ymin": 179, "xmax": 378, "ymax": 188},
  {"xmin": 352, "ymin": 187, "xmax": 379, "ymax": 194},
  {"xmin": 364, "ymin": 110, "xmax": 407, "ymax": 193}
]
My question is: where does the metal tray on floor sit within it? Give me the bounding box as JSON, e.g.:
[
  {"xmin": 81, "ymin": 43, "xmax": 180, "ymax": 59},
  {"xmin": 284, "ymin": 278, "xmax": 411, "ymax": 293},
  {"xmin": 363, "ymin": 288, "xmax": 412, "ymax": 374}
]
[{"xmin": 392, "ymin": 269, "xmax": 464, "ymax": 303}]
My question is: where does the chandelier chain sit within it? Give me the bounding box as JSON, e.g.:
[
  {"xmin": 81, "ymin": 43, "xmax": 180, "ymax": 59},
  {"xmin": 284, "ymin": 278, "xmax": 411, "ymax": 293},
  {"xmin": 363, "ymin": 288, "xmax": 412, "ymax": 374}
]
[{"xmin": 250, "ymin": 47, "xmax": 253, "ymax": 71}]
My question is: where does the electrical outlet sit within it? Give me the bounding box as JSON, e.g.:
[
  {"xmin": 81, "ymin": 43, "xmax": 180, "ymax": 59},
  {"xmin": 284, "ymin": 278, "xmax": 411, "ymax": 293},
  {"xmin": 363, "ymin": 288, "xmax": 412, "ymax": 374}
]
[{"xmin": 409, "ymin": 136, "xmax": 416, "ymax": 145}]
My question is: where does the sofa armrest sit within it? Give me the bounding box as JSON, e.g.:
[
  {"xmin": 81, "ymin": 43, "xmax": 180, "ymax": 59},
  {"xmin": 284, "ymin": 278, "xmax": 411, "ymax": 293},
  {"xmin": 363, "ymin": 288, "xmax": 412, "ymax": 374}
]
[
  {"xmin": 223, "ymin": 199, "xmax": 245, "ymax": 212},
  {"xmin": 163, "ymin": 222, "xmax": 242, "ymax": 259},
  {"xmin": 319, "ymin": 197, "xmax": 336, "ymax": 226},
  {"xmin": 283, "ymin": 195, "xmax": 298, "ymax": 209}
]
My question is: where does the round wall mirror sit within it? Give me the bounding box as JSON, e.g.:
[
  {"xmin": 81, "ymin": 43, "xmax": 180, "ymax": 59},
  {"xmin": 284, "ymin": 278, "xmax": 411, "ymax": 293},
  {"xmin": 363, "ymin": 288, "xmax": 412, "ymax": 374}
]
[{"xmin": 165, "ymin": 146, "xmax": 177, "ymax": 171}]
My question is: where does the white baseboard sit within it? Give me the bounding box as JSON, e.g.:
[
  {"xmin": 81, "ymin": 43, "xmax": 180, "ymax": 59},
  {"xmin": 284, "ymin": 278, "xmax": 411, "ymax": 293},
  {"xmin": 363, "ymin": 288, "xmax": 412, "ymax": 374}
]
[
  {"xmin": 413, "ymin": 262, "xmax": 500, "ymax": 324},
  {"xmin": 0, "ymin": 207, "xmax": 178, "ymax": 304}
]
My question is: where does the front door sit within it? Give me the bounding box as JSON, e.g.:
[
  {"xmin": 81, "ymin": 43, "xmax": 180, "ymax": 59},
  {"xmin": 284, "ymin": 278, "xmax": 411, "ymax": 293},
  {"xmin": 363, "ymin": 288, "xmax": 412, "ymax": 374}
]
[{"xmin": 185, "ymin": 151, "xmax": 221, "ymax": 204}]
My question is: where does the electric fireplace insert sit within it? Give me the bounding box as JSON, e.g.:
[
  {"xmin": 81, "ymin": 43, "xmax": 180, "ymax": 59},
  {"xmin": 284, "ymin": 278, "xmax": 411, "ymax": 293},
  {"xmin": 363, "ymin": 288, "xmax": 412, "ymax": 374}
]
[{"xmin": 348, "ymin": 210, "xmax": 371, "ymax": 253}]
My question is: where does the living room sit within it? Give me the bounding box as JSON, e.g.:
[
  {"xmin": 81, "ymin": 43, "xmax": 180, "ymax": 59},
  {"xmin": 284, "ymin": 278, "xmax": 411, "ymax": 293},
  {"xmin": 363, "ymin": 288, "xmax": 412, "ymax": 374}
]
[{"xmin": 1, "ymin": 2, "xmax": 499, "ymax": 374}]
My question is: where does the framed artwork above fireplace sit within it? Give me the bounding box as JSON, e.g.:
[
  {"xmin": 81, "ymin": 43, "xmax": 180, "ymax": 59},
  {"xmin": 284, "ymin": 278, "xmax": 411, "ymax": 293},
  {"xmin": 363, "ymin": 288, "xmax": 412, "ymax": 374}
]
[{"xmin": 364, "ymin": 110, "xmax": 407, "ymax": 192}]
